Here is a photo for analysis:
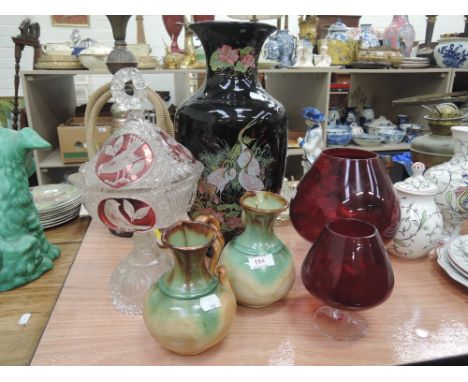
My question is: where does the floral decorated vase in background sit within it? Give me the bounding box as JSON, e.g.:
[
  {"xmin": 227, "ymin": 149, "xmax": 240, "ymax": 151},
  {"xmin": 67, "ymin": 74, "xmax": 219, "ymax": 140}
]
[
  {"xmin": 434, "ymin": 37, "xmax": 468, "ymax": 68},
  {"xmin": 424, "ymin": 126, "xmax": 468, "ymax": 242},
  {"xmin": 383, "ymin": 15, "xmax": 415, "ymax": 57},
  {"xmin": 219, "ymin": 191, "xmax": 295, "ymax": 308},
  {"xmin": 274, "ymin": 29, "xmax": 297, "ymax": 68},
  {"xmin": 143, "ymin": 216, "xmax": 236, "ymax": 355},
  {"xmin": 360, "ymin": 24, "xmax": 380, "ymax": 49},
  {"xmin": 391, "ymin": 162, "xmax": 443, "ymax": 259},
  {"xmin": 175, "ymin": 21, "xmax": 288, "ymax": 241}
]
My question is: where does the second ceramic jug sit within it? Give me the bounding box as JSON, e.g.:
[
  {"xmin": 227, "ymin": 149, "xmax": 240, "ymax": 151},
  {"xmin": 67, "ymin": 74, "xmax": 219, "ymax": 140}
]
[
  {"xmin": 143, "ymin": 216, "xmax": 236, "ymax": 355},
  {"xmin": 219, "ymin": 191, "xmax": 295, "ymax": 308}
]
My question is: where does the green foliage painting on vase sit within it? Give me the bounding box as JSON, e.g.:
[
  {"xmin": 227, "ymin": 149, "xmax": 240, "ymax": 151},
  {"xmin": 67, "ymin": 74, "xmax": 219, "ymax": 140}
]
[{"xmin": 0, "ymin": 127, "xmax": 60, "ymax": 291}]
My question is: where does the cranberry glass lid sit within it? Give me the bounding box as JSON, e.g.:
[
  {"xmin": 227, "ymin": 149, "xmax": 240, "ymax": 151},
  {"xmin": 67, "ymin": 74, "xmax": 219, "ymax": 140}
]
[{"xmin": 69, "ymin": 68, "xmax": 204, "ymax": 230}]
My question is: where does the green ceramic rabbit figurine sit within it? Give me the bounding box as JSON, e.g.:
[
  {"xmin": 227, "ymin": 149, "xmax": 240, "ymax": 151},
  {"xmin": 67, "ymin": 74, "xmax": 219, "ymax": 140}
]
[{"xmin": 0, "ymin": 127, "xmax": 60, "ymax": 291}]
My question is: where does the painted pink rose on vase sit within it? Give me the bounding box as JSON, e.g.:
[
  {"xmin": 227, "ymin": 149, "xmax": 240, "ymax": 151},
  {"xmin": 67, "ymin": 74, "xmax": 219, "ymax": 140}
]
[
  {"xmin": 241, "ymin": 53, "xmax": 255, "ymax": 68},
  {"xmin": 210, "ymin": 44, "xmax": 256, "ymax": 75},
  {"xmin": 218, "ymin": 45, "xmax": 240, "ymax": 65}
]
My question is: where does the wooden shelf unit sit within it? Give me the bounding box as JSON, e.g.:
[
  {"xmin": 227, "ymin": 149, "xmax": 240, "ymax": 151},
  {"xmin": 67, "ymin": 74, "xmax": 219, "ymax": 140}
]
[{"xmin": 21, "ymin": 68, "xmax": 458, "ymax": 185}]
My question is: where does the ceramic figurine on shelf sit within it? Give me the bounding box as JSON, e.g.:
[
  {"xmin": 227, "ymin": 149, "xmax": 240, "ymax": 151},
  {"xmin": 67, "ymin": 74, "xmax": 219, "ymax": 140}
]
[
  {"xmin": 218, "ymin": 191, "xmax": 295, "ymax": 308},
  {"xmin": 313, "ymin": 41, "xmax": 332, "ymax": 67},
  {"xmin": 0, "ymin": 127, "xmax": 60, "ymax": 291},
  {"xmin": 298, "ymin": 107, "xmax": 325, "ymax": 174},
  {"xmin": 294, "ymin": 40, "xmax": 314, "ymax": 68}
]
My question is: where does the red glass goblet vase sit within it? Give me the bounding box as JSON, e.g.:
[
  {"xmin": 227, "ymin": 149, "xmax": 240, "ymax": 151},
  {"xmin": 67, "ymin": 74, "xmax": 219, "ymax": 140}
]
[
  {"xmin": 162, "ymin": 15, "xmax": 184, "ymax": 53},
  {"xmin": 302, "ymin": 218, "xmax": 394, "ymax": 340},
  {"xmin": 192, "ymin": 15, "xmax": 215, "ymax": 22},
  {"xmin": 290, "ymin": 148, "xmax": 400, "ymax": 244}
]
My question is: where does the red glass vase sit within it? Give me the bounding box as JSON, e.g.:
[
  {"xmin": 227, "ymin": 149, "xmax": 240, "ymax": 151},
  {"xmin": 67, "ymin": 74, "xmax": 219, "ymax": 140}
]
[
  {"xmin": 290, "ymin": 148, "xmax": 400, "ymax": 244},
  {"xmin": 301, "ymin": 218, "xmax": 394, "ymax": 340},
  {"xmin": 162, "ymin": 15, "xmax": 184, "ymax": 53},
  {"xmin": 192, "ymin": 15, "xmax": 215, "ymax": 22}
]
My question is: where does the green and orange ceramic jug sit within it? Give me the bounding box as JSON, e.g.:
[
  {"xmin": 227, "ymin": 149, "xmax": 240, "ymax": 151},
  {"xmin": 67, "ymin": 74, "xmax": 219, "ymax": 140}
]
[
  {"xmin": 219, "ymin": 191, "xmax": 295, "ymax": 308},
  {"xmin": 143, "ymin": 216, "xmax": 236, "ymax": 355}
]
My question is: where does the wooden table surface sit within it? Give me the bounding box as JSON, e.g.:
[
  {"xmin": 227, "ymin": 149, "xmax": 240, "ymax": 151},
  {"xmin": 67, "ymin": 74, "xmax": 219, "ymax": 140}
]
[
  {"xmin": 0, "ymin": 217, "xmax": 91, "ymax": 366},
  {"xmin": 30, "ymin": 219, "xmax": 468, "ymax": 366}
]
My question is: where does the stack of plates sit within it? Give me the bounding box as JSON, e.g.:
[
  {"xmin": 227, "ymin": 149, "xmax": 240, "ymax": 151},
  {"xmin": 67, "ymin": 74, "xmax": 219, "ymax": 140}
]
[
  {"xmin": 34, "ymin": 55, "xmax": 85, "ymax": 70},
  {"xmin": 398, "ymin": 57, "xmax": 431, "ymax": 69},
  {"xmin": 31, "ymin": 184, "xmax": 83, "ymax": 229},
  {"xmin": 437, "ymin": 235, "xmax": 468, "ymax": 288}
]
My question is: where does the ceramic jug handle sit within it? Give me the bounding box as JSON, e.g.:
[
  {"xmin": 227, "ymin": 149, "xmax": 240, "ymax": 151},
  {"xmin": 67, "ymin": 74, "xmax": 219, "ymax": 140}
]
[{"xmin": 195, "ymin": 215, "xmax": 225, "ymax": 274}]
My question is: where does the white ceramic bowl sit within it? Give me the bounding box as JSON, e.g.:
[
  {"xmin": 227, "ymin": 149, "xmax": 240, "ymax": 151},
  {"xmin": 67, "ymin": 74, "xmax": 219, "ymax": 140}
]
[
  {"xmin": 79, "ymin": 54, "xmax": 108, "ymax": 70},
  {"xmin": 378, "ymin": 130, "xmax": 406, "ymax": 144},
  {"xmin": 352, "ymin": 134, "xmax": 383, "ymax": 147}
]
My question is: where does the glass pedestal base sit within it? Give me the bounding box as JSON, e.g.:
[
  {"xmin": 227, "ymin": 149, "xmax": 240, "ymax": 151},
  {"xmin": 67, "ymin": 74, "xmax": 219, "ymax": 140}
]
[
  {"xmin": 313, "ymin": 306, "xmax": 368, "ymax": 341},
  {"xmin": 109, "ymin": 231, "xmax": 174, "ymax": 315}
]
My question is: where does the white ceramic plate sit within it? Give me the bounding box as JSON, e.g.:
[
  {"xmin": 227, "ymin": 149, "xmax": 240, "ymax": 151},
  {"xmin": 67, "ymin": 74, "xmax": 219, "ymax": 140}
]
[
  {"xmin": 437, "ymin": 245, "xmax": 468, "ymax": 288},
  {"xmin": 398, "ymin": 64, "xmax": 431, "ymax": 69},
  {"xmin": 447, "ymin": 236, "xmax": 468, "ymax": 275},
  {"xmin": 31, "ymin": 184, "xmax": 82, "ymax": 212},
  {"xmin": 41, "ymin": 210, "xmax": 81, "ymax": 229},
  {"xmin": 38, "ymin": 199, "xmax": 82, "ymax": 218},
  {"xmin": 40, "ymin": 207, "xmax": 81, "ymax": 224},
  {"xmin": 402, "ymin": 57, "xmax": 430, "ymax": 62}
]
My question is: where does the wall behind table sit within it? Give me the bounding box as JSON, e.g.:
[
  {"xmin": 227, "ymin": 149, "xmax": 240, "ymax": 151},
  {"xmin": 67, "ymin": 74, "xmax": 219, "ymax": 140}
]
[{"xmin": 0, "ymin": 15, "xmax": 465, "ymax": 100}]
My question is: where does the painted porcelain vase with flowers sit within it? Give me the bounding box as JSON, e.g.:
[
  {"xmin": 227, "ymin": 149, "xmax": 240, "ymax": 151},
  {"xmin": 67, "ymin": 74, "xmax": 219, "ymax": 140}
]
[
  {"xmin": 218, "ymin": 191, "xmax": 295, "ymax": 308},
  {"xmin": 424, "ymin": 126, "xmax": 468, "ymax": 242},
  {"xmin": 175, "ymin": 21, "xmax": 288, "ymax": 241},
  {"xmin": 383, "ymin": 15, "xmax": 415, "ymax": 57},
  {"xmin": 391, "ymin": 162, "xmax": 443, "ymax": 259}
]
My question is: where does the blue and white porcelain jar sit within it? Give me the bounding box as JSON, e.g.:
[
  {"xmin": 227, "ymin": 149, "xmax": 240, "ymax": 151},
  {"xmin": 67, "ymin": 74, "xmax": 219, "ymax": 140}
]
[
  {"xmin": 359, "ymin": 24, "xmax": 380, "ymax": 49},
  {"xmin": 434, "ymin": 37, "xmax": 468, "ymax": 68},
  {"xmin": 326, "ymin": 19, "xmax": 349, "ymax": 42},
  {"xmin": 276, "ymin": 29, "xmax": 297, "ymax": 68}
]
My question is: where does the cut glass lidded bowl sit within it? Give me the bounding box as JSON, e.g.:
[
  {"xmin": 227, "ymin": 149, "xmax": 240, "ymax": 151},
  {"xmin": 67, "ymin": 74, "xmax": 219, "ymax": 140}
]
[{"xmin": 69, "ymin": 68, "xmax": 204, "ymax": 315}]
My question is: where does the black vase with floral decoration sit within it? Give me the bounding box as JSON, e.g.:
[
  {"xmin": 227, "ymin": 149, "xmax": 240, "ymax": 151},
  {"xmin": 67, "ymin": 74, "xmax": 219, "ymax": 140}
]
[{"xmin": 175, "ymin": 21, "xmax": 288, "ymax": 240}]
